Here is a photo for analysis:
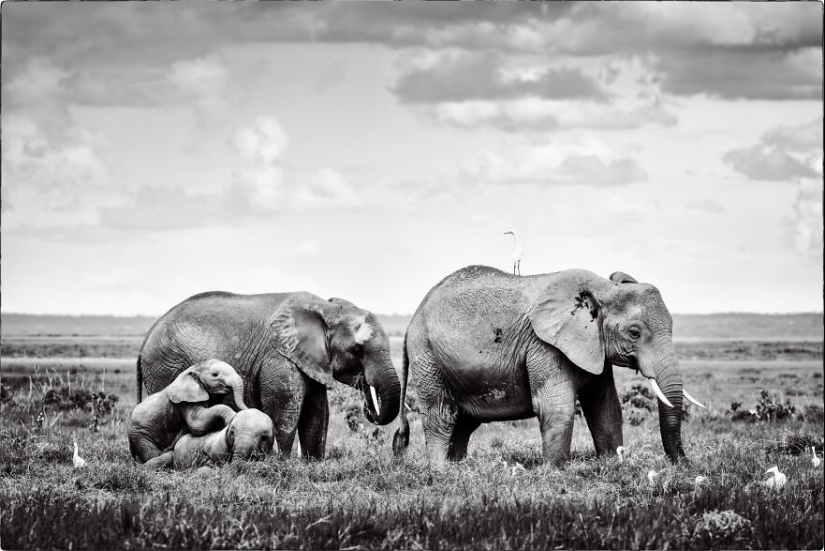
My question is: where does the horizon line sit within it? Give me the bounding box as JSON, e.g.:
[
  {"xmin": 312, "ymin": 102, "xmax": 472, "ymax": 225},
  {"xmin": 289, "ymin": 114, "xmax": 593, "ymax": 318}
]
[{"xmin": 2, "ymin": 311, "xmax": 823, "ymax": 318}]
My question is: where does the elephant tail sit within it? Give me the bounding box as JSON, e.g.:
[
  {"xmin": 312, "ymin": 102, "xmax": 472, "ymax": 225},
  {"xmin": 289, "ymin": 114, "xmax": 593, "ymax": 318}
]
[
  {"xmin": 391, "ymin": 332, "xmax": 411, "ymax": 457},
  {"xmin": 136, "ymin": 355, "xmax": 144, "ymax": 404}
]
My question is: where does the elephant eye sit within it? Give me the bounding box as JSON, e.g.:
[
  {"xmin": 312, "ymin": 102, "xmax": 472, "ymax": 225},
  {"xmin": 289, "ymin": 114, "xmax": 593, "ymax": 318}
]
[{"xmin": 629, "ymin": 327, "xmax": 642, "ymax": 340}]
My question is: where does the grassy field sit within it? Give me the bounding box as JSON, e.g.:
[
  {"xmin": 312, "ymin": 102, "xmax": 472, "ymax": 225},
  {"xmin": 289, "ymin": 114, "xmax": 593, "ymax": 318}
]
[{"xmin": 1, "ymin": 336, "xmax": 823, "ymax": 549}]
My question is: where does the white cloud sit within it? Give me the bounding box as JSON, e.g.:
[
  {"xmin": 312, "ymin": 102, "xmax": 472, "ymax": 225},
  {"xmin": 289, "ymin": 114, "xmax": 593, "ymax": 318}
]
[
  {"xmin": 233, "ymin": 116, "xmax": 290, "ymax": 164},
  {"xmin": 1, "ymin": 115, "xmax": 112, "ymax": 225},
  {"xmin": 229, "ymin": 117, "xmax": 359, "ymax": 213},
  {"xmin": 460, "ymin": 137, "xmax": 647, "ymax": 186}
]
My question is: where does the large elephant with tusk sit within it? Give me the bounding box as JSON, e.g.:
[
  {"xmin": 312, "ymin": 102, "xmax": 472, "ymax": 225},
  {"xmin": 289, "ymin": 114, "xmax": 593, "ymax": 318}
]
[
  {"xmin": 392, "ymin": 266, "xmax": 704, "ymax": 465},
  {"xmin": 138, "ymin": 291, "xmax": 400, "ymax": 459}
]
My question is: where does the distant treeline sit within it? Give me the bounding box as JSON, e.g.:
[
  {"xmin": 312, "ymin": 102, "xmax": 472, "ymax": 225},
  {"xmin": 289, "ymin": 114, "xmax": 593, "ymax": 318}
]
[{"xmin": 1, "ymin": 312, "xmax": 822, "ymax": 340}]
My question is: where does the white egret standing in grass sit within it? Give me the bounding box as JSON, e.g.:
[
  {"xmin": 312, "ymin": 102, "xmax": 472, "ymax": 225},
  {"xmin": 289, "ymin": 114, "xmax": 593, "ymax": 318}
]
[
  {"xmin": 503, "ymin": 231, "xmax": 524, "ymax": 276},
  {"xmin": 647, "ymin": 470, "xmax": 659, "ymax": 485},
  {"xmin": 73, "ymin": 441, "xmax": 87, "ymax": 469},
  {"xmin": 811, "ymin": 446, "xmax": 821, "ymax": 468},
  {"xmin": 763, "ymin": 466, "xmax": 786, "ymax": 489},
  {"xmin": 616, "ymin": 446, "xmax": 625, "ymax": 463}
]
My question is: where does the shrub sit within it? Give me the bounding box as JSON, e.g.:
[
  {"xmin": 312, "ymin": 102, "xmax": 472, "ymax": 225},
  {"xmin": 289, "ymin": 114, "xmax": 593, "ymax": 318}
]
[
  {"xmin": 767, "ymin": 431, "xmax": 824, "ymax": 456},
  {"xmin": 693, "ymin": 510, "xmax": 753, "ymax": 545},
  {"xmin": 730, "ymin": 390, "xmax": 797, "ymax": 423},
  {"xmin": 620, "ymin": 384, "xmax": 656, "ymax": 412},
  {"xmin": 42, "ymin": 385, "xmax": 119, "ymax": 415},
  {"xmin": 0, "ymin": 384, "xmax": 16, "ymax": 408}
]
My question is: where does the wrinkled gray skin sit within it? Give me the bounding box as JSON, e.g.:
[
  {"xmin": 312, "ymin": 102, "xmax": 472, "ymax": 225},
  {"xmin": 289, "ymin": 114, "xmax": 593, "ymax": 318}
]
[
  {"xmin": 144, "ymin": 409, "xmax": 275, "ymax": 470},
  {"xmin": 393, "ymin": 265, "xmax": 688, "ymax": 465},
  {"xmin": 138, "ymin": 291, "xmax": 400, "ymax": 460},
  {"xmin": 128, "ymin": 359, "xmax": 247, "ymax": 463}
]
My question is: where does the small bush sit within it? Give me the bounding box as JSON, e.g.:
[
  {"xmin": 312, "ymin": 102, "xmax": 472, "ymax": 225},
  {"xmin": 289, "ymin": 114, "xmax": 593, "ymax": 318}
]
[
  {"xmin": 1, "ymin": 384, "xmax": 17, "ymax": 408},
  {"xmin": 767, "ymin": 431, "xmax": 824, "ymax": 456},
  {"xmin": 693, "ymin": 510, "xmax": 753, "ymax": 545},
  {"xmin": 42, "ymin": 386, "xmax": 119, "ymax": 415},
  {"xmin": 620, "ymin": 384, "xmax": 656, "ymax": 412}
]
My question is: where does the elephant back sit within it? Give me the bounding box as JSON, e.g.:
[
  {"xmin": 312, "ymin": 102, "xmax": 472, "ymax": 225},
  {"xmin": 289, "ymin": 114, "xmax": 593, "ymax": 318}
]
[{"xmin": 139, "ymin": 291, "xmax": 295, "ymax": 396}]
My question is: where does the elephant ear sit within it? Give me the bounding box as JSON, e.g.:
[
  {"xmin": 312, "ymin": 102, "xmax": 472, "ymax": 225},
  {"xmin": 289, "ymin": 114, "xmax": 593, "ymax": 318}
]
[
  {"xmin": 270, "ymin": 295, "xmax": 333, "ymax": 386},
  {"xmin": 167, "ymin": 370, "xmax": 209, "ymax": 404},
  {"xmin": 609, "ymin": 271, "xmax": 637, "ymax": 284},
  {"xmin": 528, "ymin": 270, "xmax": 606, "ymax": 375}
]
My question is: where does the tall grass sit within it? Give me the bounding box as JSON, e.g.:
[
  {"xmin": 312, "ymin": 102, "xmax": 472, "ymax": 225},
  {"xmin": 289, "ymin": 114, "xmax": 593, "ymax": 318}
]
[{"xmin": 1, "ymin": 351, "xmax": 823, "ymax": 549}]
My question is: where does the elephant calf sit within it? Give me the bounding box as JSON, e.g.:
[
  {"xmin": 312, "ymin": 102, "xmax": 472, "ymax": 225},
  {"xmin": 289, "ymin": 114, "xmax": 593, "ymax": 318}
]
[
  {"xmin": 128, "ymin": 359, "xmax": 247, "ymax": 463},
  {"xmin": 144, "ymin": 409, "xmax": 275, "ymax": 470}
]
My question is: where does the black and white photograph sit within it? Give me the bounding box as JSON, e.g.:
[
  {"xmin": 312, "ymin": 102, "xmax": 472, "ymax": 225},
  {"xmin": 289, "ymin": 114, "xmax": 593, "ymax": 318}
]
[{"xmin": 1, "ymin": 1, "xmax": 823, "ymax": 549}]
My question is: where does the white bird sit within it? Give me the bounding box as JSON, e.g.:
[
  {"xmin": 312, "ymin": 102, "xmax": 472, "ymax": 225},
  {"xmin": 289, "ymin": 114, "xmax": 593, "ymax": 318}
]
[
  {"xmin": 647, "ymin": 470, "xmax": 658, "ymax": 485},
  {"xmin": 812, "ymin": 446, "xmax": 821, "ymax": 468},
  {"xmin": 73, "ymin": 441, "xmax": 87, "ymax": 469},
  {"xmin": 694, "ymin": 475, "xmax": 708, "ymax": 485},
  {"xmin": 763, "ymin": 466, "xmax": 786, "ymax": 489},
  {"xmin": 503, "ymin": 231, "xmax": 524, "ymax": 276},
  {"xmin": 616, "ymin": 446, "xmax": 625, "ymax": 463}
]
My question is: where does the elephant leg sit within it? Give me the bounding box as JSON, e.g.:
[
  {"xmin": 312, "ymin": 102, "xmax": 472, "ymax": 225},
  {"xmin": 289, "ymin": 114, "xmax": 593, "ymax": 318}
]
[
  {"xmin": 142, "ymin": 450, "xmax": 175, "ymax": 470},
  {"xmin": 447, "ymin": 414, "xmax": 481, "ymax": 461},
  {"xmin": 420, "ymin": 395, "xmax": 459, "ymax": 465},
  {"xmin": 410, "ymin": 347, "xmax": 457, "ymax": 465},
  {"xmin": 260, "ymin": 364, "xmax": 304, "ymax": 458},
  {"xmin": 527, "ymin": 348, "xmax": 577, "ymax": 465},
  {"xmin": 578, "ymin": 363, "xmax": 623, "ymax": 456},
  {"xmin": 534, "ymin": 383, "xmax": 576, "ymax": 465},
  {"xmin": 298, "ymin": 386, "xmax": 328, "ymax": 460},
  {"xmin": 129, "ymin": 433, "xmax": 164, "ymax": 464}
]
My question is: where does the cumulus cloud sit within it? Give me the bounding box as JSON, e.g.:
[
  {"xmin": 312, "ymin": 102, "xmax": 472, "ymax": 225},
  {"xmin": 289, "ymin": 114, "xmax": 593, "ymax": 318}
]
[
  {"xmin": 1, "ymin": 114, "xmax": 112, "ymax": 223},
  {"xmin": 723, "ymin": 118, "xmax": 823, "ymax": 181},
  {"xmin": 460, "ymin": 138, "xmax": 647, "ymax": 186},
  {"xmin": 80, "ymin": 115, "xmax": 361, "ymax": 233}
]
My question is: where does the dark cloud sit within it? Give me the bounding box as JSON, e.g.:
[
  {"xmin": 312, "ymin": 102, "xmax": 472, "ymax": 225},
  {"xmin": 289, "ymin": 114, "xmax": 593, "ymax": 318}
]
[
  {"xmin": 656, "ymin": 48, "xmax": 821, "ymax": 101},
  {"xmin": 723, "ymin": 118, "xmax": 823, "ymax": 181},
  {"xmin": 391, "ymin": 53, "xmax": 607, "ymax": 104},
  {"xmin": 723, "ymin": 145, "xmax": 818, "ymax": 181}
]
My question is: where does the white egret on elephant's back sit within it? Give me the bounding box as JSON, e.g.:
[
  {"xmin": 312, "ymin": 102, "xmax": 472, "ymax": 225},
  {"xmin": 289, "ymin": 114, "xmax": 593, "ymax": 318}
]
[{"xmin": 504, "ymin": 231, "xmax": 524, "ymax": 275}]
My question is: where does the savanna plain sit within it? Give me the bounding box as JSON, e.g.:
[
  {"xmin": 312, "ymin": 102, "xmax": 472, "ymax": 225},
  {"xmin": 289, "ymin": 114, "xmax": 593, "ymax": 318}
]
[{"xmin": 1, "ymin": 313, "xmax": 823, "ymax": 549}]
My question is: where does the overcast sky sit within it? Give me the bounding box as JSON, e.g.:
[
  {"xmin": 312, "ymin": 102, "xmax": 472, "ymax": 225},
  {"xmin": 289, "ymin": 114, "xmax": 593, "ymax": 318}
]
[{"xmin": 2, "ymin": 2, "xmax": 822, "ymax": 316}]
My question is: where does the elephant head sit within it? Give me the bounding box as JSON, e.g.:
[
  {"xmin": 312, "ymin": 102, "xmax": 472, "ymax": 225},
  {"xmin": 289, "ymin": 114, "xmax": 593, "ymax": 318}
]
[
  {"xmin": 529, "ymin": 269, "xmax": 703, "ymax": 463},
  {"xmin": 168, "ymin": 359, "xmax": 248, "ymax": 411},
  {"xmin": 226, "ymin": 409, "xmax": 275, "ymax": 462},
  {"xmin": 270, "ymin": 293, "xmax": 401, "ymax": 425}
]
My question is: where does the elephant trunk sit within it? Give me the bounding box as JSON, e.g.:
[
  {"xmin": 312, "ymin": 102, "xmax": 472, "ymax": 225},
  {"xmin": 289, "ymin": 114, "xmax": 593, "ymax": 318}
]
[
  {"xmin": 643, "ymin": 347, "xmax": 686, "ymax": 463},
  {"xmin": 230, "ymin": 376, "xmax": 248, "ymax": 411},
  {"xmin": 362, "ymin": 353, "xmax": 401, "ymax": 426}
]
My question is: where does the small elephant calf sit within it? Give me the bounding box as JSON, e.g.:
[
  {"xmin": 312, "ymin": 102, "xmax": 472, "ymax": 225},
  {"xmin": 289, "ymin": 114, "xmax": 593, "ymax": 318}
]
[
  {"xmin": 128, "ymin": 359, "xmax": 247, "ymax": 463},
  {"xmin": 145, "ymin": 409, "xmax": 275, "ymax": 470}
]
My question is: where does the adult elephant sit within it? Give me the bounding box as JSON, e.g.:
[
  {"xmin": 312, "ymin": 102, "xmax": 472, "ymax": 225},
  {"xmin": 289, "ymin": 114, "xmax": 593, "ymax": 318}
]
[
  {"xmin": 138, "ymin": 291, "xmax": 400, "ymax": 459},
  {"xmin": 392, "ymin": 266, "xmax": 703, "ymax": 465}
]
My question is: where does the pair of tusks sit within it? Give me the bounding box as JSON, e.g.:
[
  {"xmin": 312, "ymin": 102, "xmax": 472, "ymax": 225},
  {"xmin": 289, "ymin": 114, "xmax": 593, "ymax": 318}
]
[
  {"xmin": 648, "ymin": 379, "xmax": 706, "ymax": 409},
  {"xmin": 369, "ymin": 385, "xmax": 381, "ymax": 415}
]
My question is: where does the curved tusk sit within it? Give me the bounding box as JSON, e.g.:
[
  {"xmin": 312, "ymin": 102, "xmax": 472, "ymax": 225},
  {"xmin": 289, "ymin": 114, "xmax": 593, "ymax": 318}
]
[
  {"xmin": 648, "ymin": 379, "xmax": 674, "ymax": 408},
  {"xmin": 369, "ymin": 385, "xmax": 381, "ymax": 415},
  {"xmin": 683, "ymin": 389, "xmax": 706, "ymax": 409}
]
